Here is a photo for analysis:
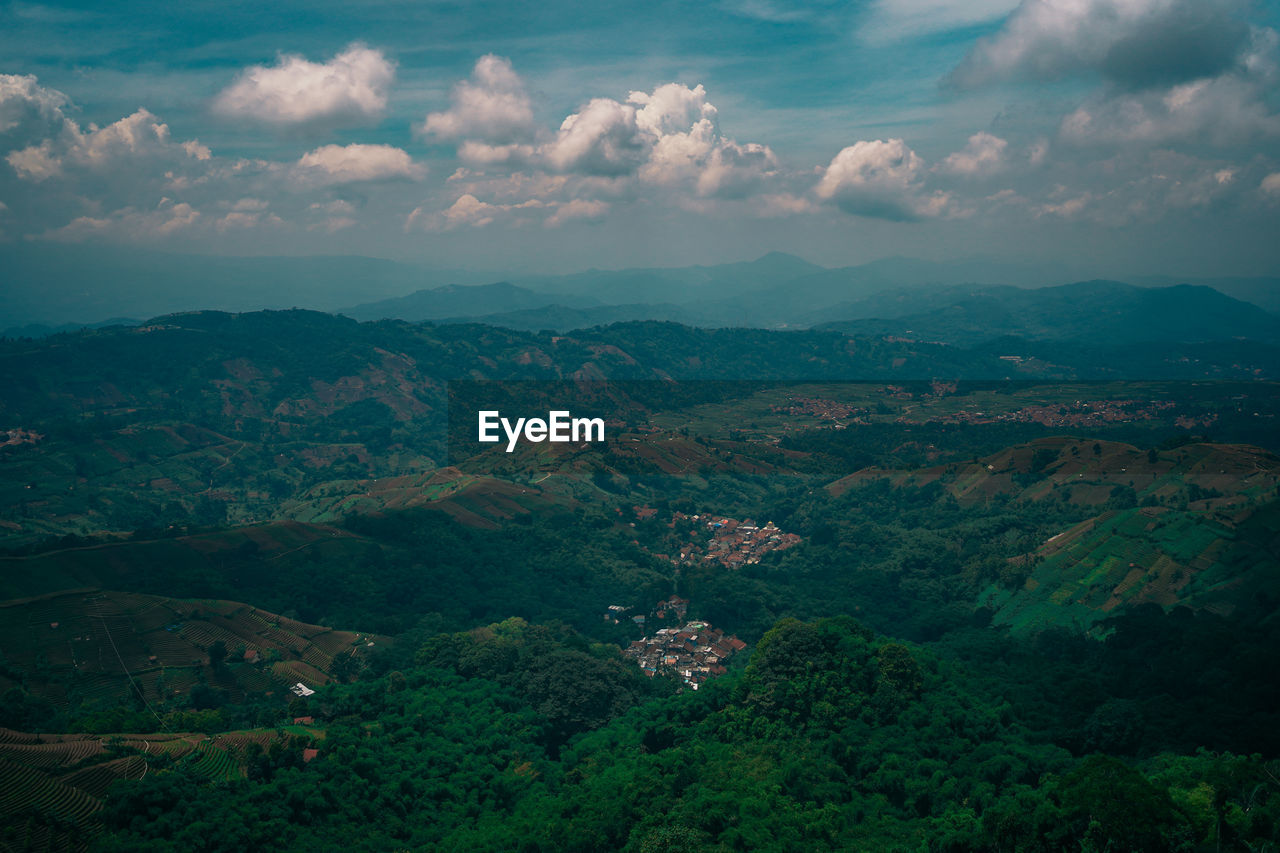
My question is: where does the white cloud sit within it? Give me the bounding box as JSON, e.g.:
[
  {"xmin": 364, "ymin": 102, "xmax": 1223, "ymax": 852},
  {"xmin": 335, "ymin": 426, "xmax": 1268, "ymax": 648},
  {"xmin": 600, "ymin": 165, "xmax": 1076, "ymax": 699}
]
[
  {"xmin": 938, "ymin": 132, "xmax": 1009, "ymax": 176},
  {"xmin": 1036, "ymin": 194, "xmax": 1090, "ymax": 219},
  {"xmin": 721, "ymin": 0, "xmax": 814, "ymax": 24},
  {"xmin": 38, "ymin": 198, "xmax": 200, "ymax": 242},
  {"xmin": 307, "ymin": 199, "xmax": 358, "ymax": 232},
  {"xmin": 860, "ymin": 0, "xmax": 1018, "ymax": 44},
  {"xmin": 545, "ymin": 198, "xmax": 609, "ymax": 228},
  {"xmin": 420, "ymin": 55, "xmax": 534, "ymax": 143},
  {"xmin": 229, "ymin": 197, "xmax": 269, "ymax": 212},
  {"xmin": 213, "ymin": 44, "xmax": 394, "ymax": 130},
  {"xmin": 216, "ymin": 210, "xmax": 284, "ymax": 231},
  {"xmin": 1261, "ymin": 172, "xmax": 1280, "ymax": 196},
  {"xmin": 293, "ymin": 143, "xmax": 425, "ymax": 185},
  {"xmin": 6, "ymin": 139, "xmax": 60, "ymax": 180},
  {"xmin": 543, "ymin": 97, "xmax": 647, "ymax": 176},
  {"xmin": 418, "ymin": 63, "xmax": 786, "ymax": 219},
  {"xmin": 7, "ymin": 108, "xmax": 209, "ymax": 182},
  {"xmin": 0, "ymin": 73, "xmax": 69, "ymax": 137},
  {"xmin": 815, "ymin": 138, "xmax": 945, "ymax": 220},
  {"xmin": 756, "ymin": 193, "xmax": 816, "ymax": 216},
  {"xmin": 540, "ymin": 82, "xmax": 778, "ymax": 197},
  {"xmin": 182, "ymin": 140, "xmax": 211, "ymax": 161},
  {"xmin": 457, "ymin": 140, "xmax": 536, "ymax": 167},
  {"xmin": 631, "ymin": 84, "xmax": 778, "ymax": 198},
  {"xmin": 71, "ymin": 109, "xmax": 171, "ymax": 166},
  {"xmin": 407, "ymin": 193, "xmax": 545, "ymax": 231},
  {"xmin": 632, "ymin": 83, "xmax": 717, "ymax": 137},
  {"xmin": 948, "ymin": 0, "xmax": 1257, "ymax": 89},
  {"xmin": 1059, "ymin": 75, "xmax": 1280, "ymax": 147}
]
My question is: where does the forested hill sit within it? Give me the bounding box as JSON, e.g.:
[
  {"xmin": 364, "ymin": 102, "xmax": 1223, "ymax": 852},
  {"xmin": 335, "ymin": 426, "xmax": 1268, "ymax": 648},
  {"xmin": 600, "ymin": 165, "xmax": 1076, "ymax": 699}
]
[
  {"xmin": 3, "ymin": 309, "xmax": 1278, "ymax": 422},
  {"xmin": 2, "ymin": 311, "xmax": 1280, "ymax": 850}
]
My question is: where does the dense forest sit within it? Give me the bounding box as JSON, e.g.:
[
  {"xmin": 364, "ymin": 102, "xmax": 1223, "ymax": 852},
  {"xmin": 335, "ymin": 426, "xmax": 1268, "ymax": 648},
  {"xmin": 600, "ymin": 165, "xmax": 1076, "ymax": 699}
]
[{"xmin": 1, "ymin": 313, "xmax": 1278, "ymax": 851}]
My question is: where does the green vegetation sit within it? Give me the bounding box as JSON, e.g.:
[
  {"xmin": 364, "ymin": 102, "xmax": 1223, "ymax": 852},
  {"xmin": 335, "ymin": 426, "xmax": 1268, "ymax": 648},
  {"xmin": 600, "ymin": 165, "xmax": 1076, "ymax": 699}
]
[
  {"xmin": 85, "ymin": 617, "xmax": 1280, "ymax": 852},
  {"xmin": 1, "ymin": 313, "xmax": 1278, "ymax": 850}
]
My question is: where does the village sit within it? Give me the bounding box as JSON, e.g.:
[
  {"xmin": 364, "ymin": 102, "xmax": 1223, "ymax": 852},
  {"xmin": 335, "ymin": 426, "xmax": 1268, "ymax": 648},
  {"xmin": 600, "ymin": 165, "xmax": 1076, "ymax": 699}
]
[
  {"xmin": 667, "ymin": 511, "xmax": 803, "ymax": 568},
  {"xmin": 913, "ymin": 398, "xmax": 1206, "ymax": 429},
  {"xmin": 612, "ymin": 595, "xmax": 747, "ymax": 690},
  {"xmin": 769, "ymin": 395, "xmax": 868, "ymax": 426}
]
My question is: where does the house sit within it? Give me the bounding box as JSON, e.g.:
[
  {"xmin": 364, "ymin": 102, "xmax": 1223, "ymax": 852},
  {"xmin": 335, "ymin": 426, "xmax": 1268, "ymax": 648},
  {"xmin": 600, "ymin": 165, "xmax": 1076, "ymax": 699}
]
[{"xmin": 290, "ymin": 682, "xmax": 315, "ymax": 697}]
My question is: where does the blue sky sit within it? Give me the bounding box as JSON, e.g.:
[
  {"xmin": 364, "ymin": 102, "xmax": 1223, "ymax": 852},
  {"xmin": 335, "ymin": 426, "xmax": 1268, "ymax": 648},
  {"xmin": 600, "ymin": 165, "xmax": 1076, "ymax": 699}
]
[{"xmin": 2, "ymin": 0, "xmax": 1279, "ymax": 276}]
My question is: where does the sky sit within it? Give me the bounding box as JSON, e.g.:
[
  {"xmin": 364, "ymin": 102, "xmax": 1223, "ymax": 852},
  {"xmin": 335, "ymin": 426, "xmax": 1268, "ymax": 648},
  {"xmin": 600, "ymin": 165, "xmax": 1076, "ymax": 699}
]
[{"xmin": 1, "ymin": 0, "xmax": 1279, "ymax": 276}]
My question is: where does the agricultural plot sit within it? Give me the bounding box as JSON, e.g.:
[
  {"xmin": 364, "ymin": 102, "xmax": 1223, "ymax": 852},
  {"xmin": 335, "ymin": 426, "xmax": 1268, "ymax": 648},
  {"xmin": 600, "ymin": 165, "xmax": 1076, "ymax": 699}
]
[
  {"xmin": 985, "ymin": 500, "xmax": 1280, "ymax": 634},
  {"xmin": 0, "ymin": 589, "xmax": 389, "ymax": 710},
  {"xmin": 0, "ymin": 724, "xmax": 314, "ymax": 850},
  {"xmin": 0, "ymin": 756, "xmax": 104, "ymax": 848}
]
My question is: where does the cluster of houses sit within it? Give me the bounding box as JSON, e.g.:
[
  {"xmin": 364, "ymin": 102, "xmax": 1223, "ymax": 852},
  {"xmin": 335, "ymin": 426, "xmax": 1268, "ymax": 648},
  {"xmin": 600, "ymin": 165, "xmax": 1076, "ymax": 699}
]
[
  {"xmin": 921, "ymin": 399, "xmax": 1181, "ymax": 429},
  {"xmin": 623, "ymin": 616, "xmax": 747, "ymax": 690},
  {"xmin": 604, "ymin": 594, "xmax": 689, "ymax": 629},
  {"xmin": 669, "ymin": 513, "xmax": 802, "ymax": 568},
  {"xmin": 770, "ymin": 396, "xmax": 867, "ymax": 426}
]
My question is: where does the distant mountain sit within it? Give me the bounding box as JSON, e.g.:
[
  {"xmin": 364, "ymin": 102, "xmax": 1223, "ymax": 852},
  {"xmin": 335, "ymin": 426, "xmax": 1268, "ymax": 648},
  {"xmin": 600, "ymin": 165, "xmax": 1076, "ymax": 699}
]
[
  {"xmin": 1, "ymin": 317, "xmax": 140, "ymax": 339},
  {"xmin": 435, "ymin": 302, "xmax": 710, "ymax": 332},
  {"xmin": 1132, "ymin": 275, "xmax": 1280, "ymax": 314},
  {"xmin": 815, "ymin": 281, "xmax": 1280, "ymax": 345},
  {"xmin": 509, "ymin": 251, "xmax": 825, "ymax": 305},
  {"xmin": 6, "ymin": 240, "xmax": 1275, "ymax": 336},
  {"xmin": 0, "ymin": 245, "xmax": 490, "ymax": 328},
  {"xmin": 343, "ymin": 282, "xmax": 598, "ymax": 322}
]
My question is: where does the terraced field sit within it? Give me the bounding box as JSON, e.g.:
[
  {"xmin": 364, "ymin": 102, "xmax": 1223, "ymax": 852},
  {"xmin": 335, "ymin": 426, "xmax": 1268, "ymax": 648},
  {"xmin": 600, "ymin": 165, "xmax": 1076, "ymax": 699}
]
[
  {"xmin": 0, "ymin": 725, "xmax": 317, "ymax": 851},
  {"xmin": 981, "ymin": 500, "xmax": 1280, "ymax": 634},
  {"xmin": 0, "ymin": 589, "xmax": 389, "ymax": 709}
]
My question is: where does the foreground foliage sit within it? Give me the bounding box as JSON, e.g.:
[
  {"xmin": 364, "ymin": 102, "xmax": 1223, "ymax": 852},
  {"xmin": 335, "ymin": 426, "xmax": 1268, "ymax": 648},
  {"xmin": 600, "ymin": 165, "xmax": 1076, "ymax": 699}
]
[{"xmin": 91, "ymin": 617, "xmax": 1280, "ymax": 852}]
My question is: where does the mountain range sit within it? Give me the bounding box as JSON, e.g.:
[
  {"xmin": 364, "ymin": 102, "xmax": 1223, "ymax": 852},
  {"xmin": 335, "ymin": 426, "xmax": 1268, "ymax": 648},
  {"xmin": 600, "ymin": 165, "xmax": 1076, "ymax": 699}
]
[{"xmin": 7, "ymin": 247, "xmax": 1277, "ymax": 346}]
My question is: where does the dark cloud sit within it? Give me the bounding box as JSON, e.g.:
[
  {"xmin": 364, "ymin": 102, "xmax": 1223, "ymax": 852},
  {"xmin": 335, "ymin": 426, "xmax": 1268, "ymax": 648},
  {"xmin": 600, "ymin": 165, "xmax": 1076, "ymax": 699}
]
[
  {"xmin": 1100, "ymin": 5, "xmax": 1251, "ymax": 89},
  {"xmin": 946, "ymin": 0, "xmax": 1255, "ymax": 89}
]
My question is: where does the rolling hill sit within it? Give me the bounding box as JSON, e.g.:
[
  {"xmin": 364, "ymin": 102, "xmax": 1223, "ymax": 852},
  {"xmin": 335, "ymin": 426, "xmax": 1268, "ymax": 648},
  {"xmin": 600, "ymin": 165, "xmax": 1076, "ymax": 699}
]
[{"xmin": 815, "ymin": 281, "xmax": 1280, "ymax": 345}]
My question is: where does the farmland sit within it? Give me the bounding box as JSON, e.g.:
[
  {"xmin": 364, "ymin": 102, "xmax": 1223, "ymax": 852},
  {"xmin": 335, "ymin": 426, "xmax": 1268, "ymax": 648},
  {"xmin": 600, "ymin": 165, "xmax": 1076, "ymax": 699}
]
[
  {"xmin": 0, "ymin": 589, "xmax": 386, "ymax": 712},
  {"xmin": 0, "ymin": 724, "xmax": 316, "ymax": 851}
]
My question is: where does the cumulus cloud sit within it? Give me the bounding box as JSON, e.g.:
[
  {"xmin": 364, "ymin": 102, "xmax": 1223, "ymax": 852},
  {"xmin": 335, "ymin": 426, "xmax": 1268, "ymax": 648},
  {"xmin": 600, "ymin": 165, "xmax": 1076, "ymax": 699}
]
[
  {"xmin": 213, "ymin": 44, "xmax": 394, "ymax": 130},
  {"xmin": 1261, "ymin": 172, "xmax": 1280, "ymax": 197},
  {"xmin": 545, "ymin": 198, "xmax": 609, "ymax": 228},
  {"xmin": 7, "ymin": 107, "xmax": 210, "ymax": 182},
  {"xmin": 422, "ymin": 60, "xmax": 782, "ymax": 213},
  {"xmin": 756, "ymin": 193, "xmax": 816, "ymax": 216},
  {"xmin": 293, "ymin": 143, "xmax": 425, "ymax": 186},
  {"xmin": 406, "ymin": 193, "xmax": 547, "ymax": 231},
  {"xmin": 948, "ymin": 0, "xmax": 1255, "ymax": 89},
  {"xmin": 7, "ymin": 139, "xmax": 60, "ymax": 180},
  {"xmin": 420, "ymin": 55, "xmax": 534, "ymax": 143},
  {"xmin": 539, "ymin": 82, "xmax": 778, "ymax": 198},
  {"xmin": 1059, "ymin": 74, "xmax": 1280, "ymax": 146},
  {"xmin": 632, "ymin": 84, "xmax": 778, "ymax": 198},
  {"xmin": 1035, "ymin": 193, "xmax": 1091, "ymax": 219},
  {"xmin": 457, "ymin": 141, "xmax": 536, "ymax": 167},
  {"xmin": 307, "ymin": 199, "xmax": 358, "ymax": 232},
  {"xmin": 38, "ymin": 198, "xmax": 200, "ymax": 242},
  {"xmin": 938, "ymin": 131, "xmax": 1008, "ymax": 176},
  {"xmin": 0, "ymin": 73, "xmax": 69, "ymax": 139},
  {"xmin": 542, "ymin": 97, "xmax": 647, "ymax": 176},
  {"xmin": 815, "ymin": 138, "xmax": 947, "ymax": 220},
  {"xmin": 406, "ymin": 191, "xmax": 611, "ymax": 231}
]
